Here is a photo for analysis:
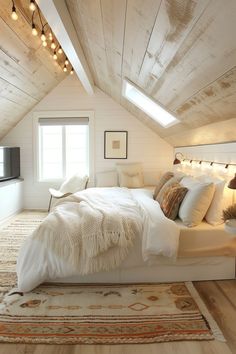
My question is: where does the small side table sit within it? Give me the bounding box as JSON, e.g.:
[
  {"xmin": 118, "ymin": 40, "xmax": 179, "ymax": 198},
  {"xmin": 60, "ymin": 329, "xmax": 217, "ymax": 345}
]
[{"xmin": 225, "ymin": 219, "xmax": 236, "ymax": 238}]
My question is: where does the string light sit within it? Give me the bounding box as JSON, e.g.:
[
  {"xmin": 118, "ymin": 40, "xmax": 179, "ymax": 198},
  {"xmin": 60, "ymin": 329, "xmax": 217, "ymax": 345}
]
[
  {"xmin": 51, "ymin": 40, "xmax": 56, "ymax": 49},
  {"xmin": 53, "ymin": 51, "xmax": 57, "ymax": 60},
  {"xmin": 41, "ymin": 30, "xmax": 46, "ymax": 41},
  {"xmin": 29, "ymin": 0, "xmax": 36, "ymax": 11},
  {"xmin": 9, "ymin": 2, "xmax": 72, "ymax": 74},
  {"xmin": 11, "ymin": 1, "xmax": 18, "ymax": 20},
  {"xmin": 32, "ymin": 23, "xmax": 38, "ymax": 36},
  {"xmin": 180, "ymin": 158, "xmax": 236, "ymax": 170}
]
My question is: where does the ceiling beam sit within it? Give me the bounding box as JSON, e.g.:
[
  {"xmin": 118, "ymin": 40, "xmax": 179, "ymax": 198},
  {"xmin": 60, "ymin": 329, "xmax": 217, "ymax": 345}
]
[{"xmin": 36, "ymin": 0, "xmax": 94, "ymax": 94}]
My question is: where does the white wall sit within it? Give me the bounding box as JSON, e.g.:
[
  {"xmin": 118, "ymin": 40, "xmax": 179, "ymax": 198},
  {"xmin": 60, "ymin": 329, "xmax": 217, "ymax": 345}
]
[{"xmin": 0, "ymin": 75, "xmax": 173, "ymax": 209}]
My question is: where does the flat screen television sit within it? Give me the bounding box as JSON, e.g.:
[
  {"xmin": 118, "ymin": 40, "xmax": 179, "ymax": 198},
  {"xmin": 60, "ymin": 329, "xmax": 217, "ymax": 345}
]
[{"xmin": 0, "ymin": 147, "xmax": 20, "ymax": 182}]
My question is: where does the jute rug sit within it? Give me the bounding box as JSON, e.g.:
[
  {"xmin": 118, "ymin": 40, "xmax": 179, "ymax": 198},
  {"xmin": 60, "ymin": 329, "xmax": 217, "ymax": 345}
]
[
  {"xmin": 0, "ymin": 211, "xmax": 46, "ymax": 297},
  {"xmin": 0, "ymin": 211, "xmax": 224, "ymax": 344}
]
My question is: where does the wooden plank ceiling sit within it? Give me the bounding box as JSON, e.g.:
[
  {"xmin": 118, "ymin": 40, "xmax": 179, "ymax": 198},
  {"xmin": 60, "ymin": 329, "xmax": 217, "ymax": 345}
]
[
  {"xmin": 66, "ymin": 0, "xmax": 236, "ymax": 146},
  {"xmin": 0, "ymin": 0, "xmax": 67, "ymax": 140}
]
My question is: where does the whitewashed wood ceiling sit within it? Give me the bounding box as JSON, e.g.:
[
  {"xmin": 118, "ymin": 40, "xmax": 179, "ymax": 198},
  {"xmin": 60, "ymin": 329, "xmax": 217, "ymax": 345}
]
[
  {"xmin": 0, "ymin": 0, "xmax": 67, "ymax": 140},
  {"xmin": 66, "ymin": 0, "xmax": 236, "ymax": 146}
]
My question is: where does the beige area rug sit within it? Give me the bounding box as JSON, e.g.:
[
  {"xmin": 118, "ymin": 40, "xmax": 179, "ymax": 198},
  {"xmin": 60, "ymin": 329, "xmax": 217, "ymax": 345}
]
[{"xmin": 0, "ymin": 211, "xmax": 224, "ymax": 344}]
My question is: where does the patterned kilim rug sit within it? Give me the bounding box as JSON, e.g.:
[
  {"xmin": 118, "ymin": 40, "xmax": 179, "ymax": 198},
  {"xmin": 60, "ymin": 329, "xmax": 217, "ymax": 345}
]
[{"xmin": 0, "ymin": 211, "xmax": 224, "ymax": 344}]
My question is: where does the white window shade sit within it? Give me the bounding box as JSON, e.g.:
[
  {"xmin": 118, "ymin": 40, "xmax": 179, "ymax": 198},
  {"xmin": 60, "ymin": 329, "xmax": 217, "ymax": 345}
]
[
  {"xmin": 39, "ymin": 117, "xmax": 89, "ymax": 126},
  {"xmin": 122, "ymin": 79, "xmax": 179, "ymax": 128}
]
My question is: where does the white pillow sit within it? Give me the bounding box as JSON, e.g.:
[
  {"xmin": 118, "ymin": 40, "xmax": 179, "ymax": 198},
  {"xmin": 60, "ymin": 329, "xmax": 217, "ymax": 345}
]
[
  {"xmin": 179, "ymin": 179, "xmax": 215, "ymax": 227},
  {"xmin": 60, "ymin": 174, "xmax": 88, "ymax": 194},
  {"xmin": 197, "ymin": 176, "xmax": 225, "ymax": 225},
  {"xmin": 96, "ymin": 171, "xmax": 118, "ymax": 187},
  {"xmin": 174, "ymin": 171, "xmax": 187, "ymax": 180},
  {"xmin": 116, "ymin": 163, "xmax": 144, "ymax": 188},
  {"xmin": 180, "ymin": 176, "xmax": 199, "ymax": 189}
]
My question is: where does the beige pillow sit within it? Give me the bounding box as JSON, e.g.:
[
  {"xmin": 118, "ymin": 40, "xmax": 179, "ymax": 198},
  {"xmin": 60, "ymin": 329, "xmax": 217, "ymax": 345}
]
[
  {"xmin": 161, "ymin": 183, "xmax": 188, "ymax": 220},
  {"xmin": 116, "ymin": 163, "xmax": 144, "ymax": 188},
  {"xmin": 179, "ymin": 181, "xmax": 215, "ymax": 227},
  {"xmin": 155, "ymin": 177, "xmax": 180, "ymax": 204},
  {"xmin": 153, "ymin": 172, "xmax": 174, "ymax": 199},
  {"xmin": 197, "ymin": 175, "xmax": 225, "ymax": 226}
]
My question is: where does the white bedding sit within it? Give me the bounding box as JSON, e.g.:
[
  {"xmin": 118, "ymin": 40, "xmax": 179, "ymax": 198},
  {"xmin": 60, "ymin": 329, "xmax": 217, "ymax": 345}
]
[{"xmin": 17, "ymin": 188, "xmax": 180, "ymax": 292}]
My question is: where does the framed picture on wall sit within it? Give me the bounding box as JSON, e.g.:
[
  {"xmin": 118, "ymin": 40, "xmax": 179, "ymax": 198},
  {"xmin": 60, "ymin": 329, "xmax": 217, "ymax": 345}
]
[{"xmin": 104, "ymin": 131, "xmax": 128, "ymax": 159}]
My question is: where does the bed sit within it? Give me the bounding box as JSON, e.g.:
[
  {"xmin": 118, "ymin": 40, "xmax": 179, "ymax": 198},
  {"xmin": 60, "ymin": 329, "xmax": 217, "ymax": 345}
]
[{"xmin": 16, "ymin": 185, "xmax": 235, "ymax": 292}]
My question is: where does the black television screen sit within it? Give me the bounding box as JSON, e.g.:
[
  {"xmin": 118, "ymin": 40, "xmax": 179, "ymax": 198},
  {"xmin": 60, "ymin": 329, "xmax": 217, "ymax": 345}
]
[{"xmin": 0, "ymin": 147, "xmax": 20, "ymax": 182}]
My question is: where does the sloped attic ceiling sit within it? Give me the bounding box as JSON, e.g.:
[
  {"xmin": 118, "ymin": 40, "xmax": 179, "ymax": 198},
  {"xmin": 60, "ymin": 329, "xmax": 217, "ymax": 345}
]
[
  {"xmin": 66, "ymin": 0, "xmax": 236, "ymax": 145},
  {"xmin": 0, "ymin": 0, "xmax": 67, "ymax": 140}
]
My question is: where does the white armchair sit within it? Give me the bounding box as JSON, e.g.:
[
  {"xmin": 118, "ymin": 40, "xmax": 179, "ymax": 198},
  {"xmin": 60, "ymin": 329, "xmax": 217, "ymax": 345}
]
[{"xmin": 48, "ymin": 174, "xmax": 89, "ymax": 212}]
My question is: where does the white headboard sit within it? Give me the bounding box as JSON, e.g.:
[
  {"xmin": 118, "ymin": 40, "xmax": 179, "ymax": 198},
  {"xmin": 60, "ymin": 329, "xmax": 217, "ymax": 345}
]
[{"xmin": 174, "ymin": 142, "xmax": 236, "ymax": 207}]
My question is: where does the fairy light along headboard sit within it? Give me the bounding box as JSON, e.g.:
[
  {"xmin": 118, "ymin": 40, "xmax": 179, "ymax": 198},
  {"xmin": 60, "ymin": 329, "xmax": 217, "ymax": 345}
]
[{"xmin": 174, "ymin": 142, "xmax": 236, "ymax": 206}]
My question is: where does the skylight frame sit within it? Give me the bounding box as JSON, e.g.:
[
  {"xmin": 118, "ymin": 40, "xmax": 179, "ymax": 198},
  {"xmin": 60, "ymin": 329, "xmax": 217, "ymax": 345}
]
[{"xmin": 122, "ymin": 78, "xmax": 179, "ymax": 128}]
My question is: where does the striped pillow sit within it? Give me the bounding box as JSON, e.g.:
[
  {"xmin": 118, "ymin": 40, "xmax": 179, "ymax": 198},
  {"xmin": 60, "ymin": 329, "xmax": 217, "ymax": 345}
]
[
  {"xmin": 153, "ymin": 172, "xmax": 174, "ymax": 199},
  {"xmin": 156, "ymin": 177, "xmax": 181, "ymax": 205},
  {"xmin": 161, "ymin": 183, "xmax": 188, "ymax": 220}
]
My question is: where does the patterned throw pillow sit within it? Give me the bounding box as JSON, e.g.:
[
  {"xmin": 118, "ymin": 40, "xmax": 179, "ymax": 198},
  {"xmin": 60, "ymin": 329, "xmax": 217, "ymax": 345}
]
[
  {"xmin": 153, "ymin": 171, "xmax": 174, "ymax": 199},
  {"xmin": 161, "ymin": 183, "xmax": 188, "ymax": 220},
  {"xmin": 156, "ymin": 177, "xmax": 180, "ymax": 204}
]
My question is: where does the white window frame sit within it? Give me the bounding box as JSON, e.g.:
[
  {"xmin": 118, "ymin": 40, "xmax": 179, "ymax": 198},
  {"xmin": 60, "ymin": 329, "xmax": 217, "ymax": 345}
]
[{"xmin": 33, "ymin": 111, "xmax": 94, "ymax": 185}]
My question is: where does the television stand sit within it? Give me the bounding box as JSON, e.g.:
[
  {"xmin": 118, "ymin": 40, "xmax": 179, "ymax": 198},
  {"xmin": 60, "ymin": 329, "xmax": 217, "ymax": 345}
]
[{"xmin": 0, "ymin": 178, "xmax": 24, "ymax": 223}]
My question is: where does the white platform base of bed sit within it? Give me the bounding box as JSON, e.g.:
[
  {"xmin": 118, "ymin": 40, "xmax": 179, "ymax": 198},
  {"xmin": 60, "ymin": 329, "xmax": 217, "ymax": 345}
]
[{"xmin": 52, "ymin": 256, "xmax": 235, "ymax": 284}]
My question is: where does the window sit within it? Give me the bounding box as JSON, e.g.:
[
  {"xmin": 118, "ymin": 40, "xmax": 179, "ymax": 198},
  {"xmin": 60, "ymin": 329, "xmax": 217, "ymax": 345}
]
[
  {"xmin": 38, "ymin": 117, "xmax": 89, "ymax": 181},
  {"xmin": 122, "ymin": 79, "xmax": 179, "ymax": 128}
]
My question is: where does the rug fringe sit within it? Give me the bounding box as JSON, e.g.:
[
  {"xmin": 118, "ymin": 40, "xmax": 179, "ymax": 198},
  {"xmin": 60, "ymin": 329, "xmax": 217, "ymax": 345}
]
[{"xmin": 185, "ymin": 281, "xmax": 226, "ymax": 342}]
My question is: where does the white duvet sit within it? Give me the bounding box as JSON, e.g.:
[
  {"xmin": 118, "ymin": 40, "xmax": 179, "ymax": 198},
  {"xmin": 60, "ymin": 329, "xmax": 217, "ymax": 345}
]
[{"xmin": 17, "ymin": 188, "xmax": 180, "ymax": 292}]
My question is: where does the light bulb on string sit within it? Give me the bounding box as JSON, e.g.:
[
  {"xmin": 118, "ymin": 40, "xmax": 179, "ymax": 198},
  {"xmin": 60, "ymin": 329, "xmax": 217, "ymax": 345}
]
[
  {"xmin": 29, "ymin": 0, "xmax": 36, "ymax": 11},
  {"xmin": 58, "ymin": 46, "xmax": 63, "ymax": 54},
  {"xmin": 65, "ymin": 58, "xmax": 69, "ymax": 66},
  {"xmin": 63, "ymin": 65, "xmax": 67, "ymax": 72},
  {"xmin": 32, "ymin": 23, "xmax": 38, "ymax": 36},
  {"xmin": 42, "ymin": 41, "xmax": 47, "ymax": 47},
  {"xmin": 11, "ymin": 5, "xmax": 18, "ymax": 20},
  {"xmin": 41, "ymin": 30, "xmax": 46, "ymax": 41},
  {"xmin": 51, "ymin": 40, "xmax": 56, "ymax": 49},
  {"xmin": 53, "ymin": 51, "xmax": 57, "ymax": 60},
  {"xmin": 48, "ymin": 32, "xmax": 53, "ymax": 41},
  {"xmin": 70, "ymin": 68, "xmax": 74, "ymax": 75}
]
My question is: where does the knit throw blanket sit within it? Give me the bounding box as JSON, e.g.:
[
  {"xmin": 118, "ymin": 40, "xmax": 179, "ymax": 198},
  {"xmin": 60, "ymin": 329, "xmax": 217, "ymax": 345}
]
[{"xmin": 32, "ymin": 188, "xmax": 144, "ymax": 274}]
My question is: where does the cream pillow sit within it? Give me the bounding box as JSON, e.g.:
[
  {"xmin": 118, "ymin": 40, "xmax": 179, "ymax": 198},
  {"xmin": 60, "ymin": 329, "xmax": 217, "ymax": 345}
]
[
  {"xmin": 197, "ymin": 175, "xmax": 226, "ymax": 225},
  {"xmin": 179, "ymin": 180, "xmax": 215, "ymax": 227},
  {"xmin": 96, "ymin": 171, "xmax": 118, "ymax": 187},
  {"xmin": 116, "ymin": 163, "xmax": 144, "ymax": 188}
]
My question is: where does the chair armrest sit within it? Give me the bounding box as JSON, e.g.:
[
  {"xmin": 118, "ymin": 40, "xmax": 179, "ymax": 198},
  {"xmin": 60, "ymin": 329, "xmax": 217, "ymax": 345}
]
[{"xmin": 49, "ymin": 188, "xmax": 72, "ymax": 198}]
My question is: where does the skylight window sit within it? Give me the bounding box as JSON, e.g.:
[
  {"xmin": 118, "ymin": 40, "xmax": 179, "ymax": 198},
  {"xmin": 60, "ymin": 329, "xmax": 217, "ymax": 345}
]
[{"xmin": 122, "ymin": 79, "xmax": 179, "ymax": 128}]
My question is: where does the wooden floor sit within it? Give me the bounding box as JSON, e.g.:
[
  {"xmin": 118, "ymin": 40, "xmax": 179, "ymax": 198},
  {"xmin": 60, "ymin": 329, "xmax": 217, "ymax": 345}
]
[{"xmin": 0, "ymin": 280, "xmax": 235, "ymax": 354}]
